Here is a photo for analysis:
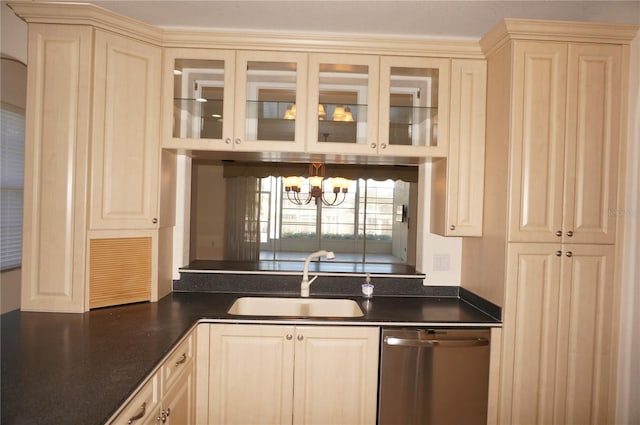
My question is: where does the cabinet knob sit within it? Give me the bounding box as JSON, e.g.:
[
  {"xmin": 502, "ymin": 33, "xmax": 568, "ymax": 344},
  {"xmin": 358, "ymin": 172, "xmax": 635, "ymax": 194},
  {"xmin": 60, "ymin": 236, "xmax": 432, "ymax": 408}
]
[
  {"xmin": 380, "ymin": 143, "xmax": 387, "ymax": 149},
  {"xmin": 555, "ymin": 250, "xmax": 562, "ymax": 257},
  {"xmin": 152, "ymin": 218, "xmax": 158, "ymax": 224},
  {"xmin": 286, "ymin": 334, "xmax": 293, "ymax": 340},
  {"xmin": 566, "ymin": 230, "xmax": 574, "ymax": 237},
  {"xmin": 555, "ymin": 230, "xmax": 562, "ymax": 237},
  {"xmin": 566, "ymin": 251, "xmax": 573, "ymax": 258},
  {"xmin": 297, "ymin": 334, "xmax": 304, "ymax": 341},
  {"xmin": 224, "ymin": 138, "xmax": 232, "ymax": 144},
  {"xmin": 449, "ymin": 224, "xmax": 456, "ymax": 231},
  {"xmin": 370, "ymin": 143, "xmax": 377, "ymax": 149},
  {"xmin": 234, "ymin": 138, "xmax": 241, "ymax": 144}
]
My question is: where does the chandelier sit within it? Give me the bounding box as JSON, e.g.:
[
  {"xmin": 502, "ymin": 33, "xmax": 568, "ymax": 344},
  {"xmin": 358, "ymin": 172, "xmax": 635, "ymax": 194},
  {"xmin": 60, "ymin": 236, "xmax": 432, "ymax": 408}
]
[{"xmin": 283, "ymin": 163, "xmax": 350, "ymax": 206}]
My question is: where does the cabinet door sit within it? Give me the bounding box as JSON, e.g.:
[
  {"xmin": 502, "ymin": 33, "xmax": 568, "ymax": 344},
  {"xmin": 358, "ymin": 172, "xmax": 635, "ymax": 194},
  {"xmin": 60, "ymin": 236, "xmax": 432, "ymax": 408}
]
[
  {"xmin": 379, "ymin": 56, "xmax": 450, "ymax": 157},
  {"xmin": 208, "ymin": 324, "xmax": 295, "ymax": 425},
  {"xmin": 293, "ymin": 326, "xmax": 379, "ymax": 425},
  {"xmin": 162, "ymin": 361, "xmax": 195, "ymax": 425},
  {"xmin": 554, "ymin": 244, "xmax": 616, "ymax": 425},
  {"xmin": 91, "ymin": 30, "xmax": 161, "ymax": 230},
  {"xmin": 21, "ymin": 24, "xmax": 92, "ymax": 313},
  {"xmin": 162, "ymin": 48, "xmax": 236, "ymax": 150},
  {"xmin": 563, "ymin": 45, "xmax": 622, "ymax": 245},
  {"xmin": 500, "ymin": 243, "xmax": 562, "ymax": 425},
  {"xmin": 233, "ymin": 50, "xmax": 307, "ymax": 152},
  {"xmin": 431, "ymin": 59, "xmax": 486, "ymax": 236},
  {"xmin": 508, "ymin": 42, "xmax": 568, "ymax": 243},
  {"xmin": 306, "ymin": 53, "xmax": 380, "ymax": 155}
]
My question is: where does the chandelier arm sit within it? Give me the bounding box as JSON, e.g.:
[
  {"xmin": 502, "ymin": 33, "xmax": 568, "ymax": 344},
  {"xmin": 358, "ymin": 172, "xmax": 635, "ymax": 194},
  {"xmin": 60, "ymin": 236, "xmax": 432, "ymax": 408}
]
[{"xmin": 286, "ymin": 190, "xmax": 303, "ymax": 206}]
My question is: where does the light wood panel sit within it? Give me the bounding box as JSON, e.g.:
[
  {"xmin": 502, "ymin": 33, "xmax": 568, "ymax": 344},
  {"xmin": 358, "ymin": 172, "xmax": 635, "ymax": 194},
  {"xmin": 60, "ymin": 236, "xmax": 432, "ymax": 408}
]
[
  {"xmin": 21, "ymin": 24, "xmax": 92, "ymax": 313},
  {"xmin": 208, "ymin": 324, "xmax": 295, "ymax": 425},
  {"xmin": 293, "ymin": 326, "xmax": 379, "ymax": 425},
  {"xmin": 89, "ymin": 237, "xmax": 151, "ymax": 309},
  {"xmin": 90, "ymin": 29, "xmax": 161, "ymax": 230},
  {"xmin": 508, "ymin": 41, "xmax": 567, "ymax": 243},
  {"xmin": 563, "ymin": 44, "xmax": 622, "ymax": 244},
  {"xmin": 432, "ymin": 58, "xmax": 486, "ymax": 236}
]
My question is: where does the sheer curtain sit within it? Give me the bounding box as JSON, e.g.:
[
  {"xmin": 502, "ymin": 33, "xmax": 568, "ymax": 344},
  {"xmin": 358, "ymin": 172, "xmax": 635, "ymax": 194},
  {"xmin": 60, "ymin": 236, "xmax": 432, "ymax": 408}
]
[{"xmin": 224, "ymin": 176, "xmax": 260, "ymax": 261}]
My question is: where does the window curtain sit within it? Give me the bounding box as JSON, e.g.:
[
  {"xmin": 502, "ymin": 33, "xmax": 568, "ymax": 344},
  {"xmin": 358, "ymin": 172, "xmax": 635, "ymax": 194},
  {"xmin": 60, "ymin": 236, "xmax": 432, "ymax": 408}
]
[{"xmin": 224, "ymin": 176, "xmax": 260, "ymax": 261}]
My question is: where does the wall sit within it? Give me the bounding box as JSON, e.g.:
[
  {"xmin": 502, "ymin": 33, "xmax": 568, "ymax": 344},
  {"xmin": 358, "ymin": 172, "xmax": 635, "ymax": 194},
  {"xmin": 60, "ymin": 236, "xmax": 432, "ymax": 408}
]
[
  {"xmin": 1, "ymin": 46, "xmax": 27, "ymax": 313},
  {"xmin": 616, "ymin": 33, "xmax": 640, "ymax": 425}
]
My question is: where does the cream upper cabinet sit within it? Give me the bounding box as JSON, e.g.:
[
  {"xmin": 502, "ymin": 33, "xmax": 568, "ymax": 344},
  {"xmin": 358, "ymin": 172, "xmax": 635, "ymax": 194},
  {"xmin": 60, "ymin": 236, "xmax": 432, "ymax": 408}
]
[
  {"xmin": 431, "ymin": 59, "xmax": 487, "ymax": 236},
  {"xmin": 306, "ymin": 53, "xmax": 450, "ymax": 158},
  {"xmin": 20, "ymin": 23, "xmax": 93, "ymax": 313},
  {"xmin": 90, "ymin": 29, "xmax": 162, "ymax": 230},
  {"xmin": 378, "ymin": 56, "xmax": 450, "ymax": 157},
  {"xmin": 306, "ymin": 53, "xmax": 380, "ymax": 155},
  {"xmin": 205, "ymin": 323, "xmax": 379, "ymax": 425},
  {"xmin": 163, "ymin": 48, "xmax": 307, "ymax": 153},
  {"xmin": 500, "ymin": 243, "xmax": 616, "ymax": 425},
  {"xmin": 508, "ymin": 41, "xmax": 622, "ymax": 244}
]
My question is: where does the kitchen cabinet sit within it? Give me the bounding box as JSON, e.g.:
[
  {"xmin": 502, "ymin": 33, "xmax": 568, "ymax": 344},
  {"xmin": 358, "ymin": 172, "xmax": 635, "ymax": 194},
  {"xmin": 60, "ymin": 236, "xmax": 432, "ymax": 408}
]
[
  {"xmin": 90, "ymin": 29, "xmax": 162, "ymax": 230},
  {"xmin": 431, "ymin": 59, "xmax": 487, "ymax": 236},
  {"xmin": 500, "ymin": 243, "xmax": 616, "ymax": 425},
  {"xmin": 506, "ymin": 41, "xmax": 622, "ymax": 245},
  {"xmin": 163, "ymin": 48, "xmax": 308, "ymax": 153},
  {"xmin": 306, "ymin": 53, "xmax": 450, "ymax": 158},
  {"xmin": 20, "ymin": 23, "xmax": 93, "ymax": 313},
  {"xmin": 109, "ymin": 331, "xmax": 196, "ymax": 425},
  {"xmin": 464, "ymin": 19, "xmax": 637, "ymax": 425},
  {"xmin": 201, "ymin": 323, "xmax": 379, "ymax": 425}
]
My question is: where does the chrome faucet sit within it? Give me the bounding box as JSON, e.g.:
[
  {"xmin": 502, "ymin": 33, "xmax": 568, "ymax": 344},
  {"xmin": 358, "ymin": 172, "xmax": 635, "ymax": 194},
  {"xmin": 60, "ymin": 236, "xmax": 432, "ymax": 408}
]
[{"xmin": 300, "ymin": 250, "xmax": 335, "ymax": 297}]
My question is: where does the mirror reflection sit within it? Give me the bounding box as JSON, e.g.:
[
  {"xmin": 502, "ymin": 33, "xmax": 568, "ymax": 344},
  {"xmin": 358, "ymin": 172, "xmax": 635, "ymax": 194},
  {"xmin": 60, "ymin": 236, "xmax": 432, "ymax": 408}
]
[{"xmin": 189, "ymin": 161, "xmax": 418, "ymax": 272}]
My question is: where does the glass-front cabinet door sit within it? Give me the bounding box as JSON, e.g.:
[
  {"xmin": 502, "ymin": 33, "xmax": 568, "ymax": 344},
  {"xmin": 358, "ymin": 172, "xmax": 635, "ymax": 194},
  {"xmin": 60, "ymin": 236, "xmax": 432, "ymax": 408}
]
[
  {"xmin": 163, "ymin": 48, "xmax": 236, "ymax": 150},
  {"xmin": 378, "ymin": 56, "xmax": 450, "ymax": 157},
  {"xmin": 163, "ymin": 49, "xmax": 307, "ymax": 152},
  {"xmin": 306, "ymin": 53, "xmax": 380, "ymax": 155},
  {"xmin": 233, "ymin": 51, "xmax": 307, "ymax": 152}
]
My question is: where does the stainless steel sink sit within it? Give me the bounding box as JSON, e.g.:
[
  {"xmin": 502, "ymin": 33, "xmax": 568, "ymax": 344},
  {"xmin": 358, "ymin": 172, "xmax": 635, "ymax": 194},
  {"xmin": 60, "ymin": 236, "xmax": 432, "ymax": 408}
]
[{"xmin": 227, "ymin": 297, "xmax": 364, "ymax": 318}]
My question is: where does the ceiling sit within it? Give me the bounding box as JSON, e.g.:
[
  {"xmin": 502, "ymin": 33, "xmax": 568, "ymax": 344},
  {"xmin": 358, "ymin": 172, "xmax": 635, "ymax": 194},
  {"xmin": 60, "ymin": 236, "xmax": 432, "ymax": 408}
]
[{"xmin": 61, "ymin": 1, "xmax": 640, "ymax": 39}]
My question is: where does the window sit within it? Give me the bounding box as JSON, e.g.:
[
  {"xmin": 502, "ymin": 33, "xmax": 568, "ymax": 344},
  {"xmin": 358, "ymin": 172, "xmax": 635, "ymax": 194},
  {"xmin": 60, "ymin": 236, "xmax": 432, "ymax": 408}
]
[{"xmin": 1, "ymin": 105, "xmax": 25, "ymax": 270}]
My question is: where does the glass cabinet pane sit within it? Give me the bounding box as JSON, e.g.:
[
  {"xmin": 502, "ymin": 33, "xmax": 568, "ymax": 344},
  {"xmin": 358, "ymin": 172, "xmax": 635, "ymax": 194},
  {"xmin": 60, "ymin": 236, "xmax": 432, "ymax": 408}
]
[
  {"xmin": 172, "ymin": 59, "xmax": 226, "ymax": 139},
  {"xmin": 387, "ymin": 66, "xmax": 439, "ymax": 147},
  {"xmin": 316, "ymin": 63, "xmax": 370, "ymax": 144},
  {"xmin": 243, "ymin": 61, "xmax": 298, "ymax": 142}
]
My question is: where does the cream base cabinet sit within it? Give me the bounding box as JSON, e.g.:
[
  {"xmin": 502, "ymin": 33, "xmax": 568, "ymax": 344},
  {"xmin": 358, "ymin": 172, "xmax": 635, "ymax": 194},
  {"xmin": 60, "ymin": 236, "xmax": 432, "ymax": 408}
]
[
  {"xmin": 499, "ymin": 243, "xmax": 616, "ymax": 425},
  {"xmin": 202, "ymin": 324, "xmax": 379, "ymax": 425},
  {"xmin": 109, "ymin": 331, "xmax": 195, "ymax": 425}
]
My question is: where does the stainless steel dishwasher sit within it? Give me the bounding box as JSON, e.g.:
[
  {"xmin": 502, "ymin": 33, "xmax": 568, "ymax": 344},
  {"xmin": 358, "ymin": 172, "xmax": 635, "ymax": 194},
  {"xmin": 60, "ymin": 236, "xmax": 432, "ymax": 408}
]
[{"xmin": 378, "ymin": 328, "xmax": 491, "ymax": 425}]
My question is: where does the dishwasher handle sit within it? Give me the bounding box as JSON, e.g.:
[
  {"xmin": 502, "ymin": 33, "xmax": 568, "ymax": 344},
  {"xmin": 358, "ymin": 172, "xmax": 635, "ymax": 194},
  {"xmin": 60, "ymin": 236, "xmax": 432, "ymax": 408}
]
[{"xmin": 384, "ymin": 335, "xmax": 489, "ymax": 348}]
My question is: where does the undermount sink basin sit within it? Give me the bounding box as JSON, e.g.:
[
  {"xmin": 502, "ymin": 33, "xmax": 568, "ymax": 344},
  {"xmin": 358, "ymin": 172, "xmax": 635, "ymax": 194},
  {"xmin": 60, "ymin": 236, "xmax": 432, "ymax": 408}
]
[{"xmin": 227, "ymin": 297, "xmax": 364, "ymax": 318}]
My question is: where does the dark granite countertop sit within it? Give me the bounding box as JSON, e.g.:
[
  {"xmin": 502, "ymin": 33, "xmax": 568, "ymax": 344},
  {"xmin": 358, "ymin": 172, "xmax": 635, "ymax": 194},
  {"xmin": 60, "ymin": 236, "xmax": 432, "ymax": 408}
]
[{"xmin": 1, "ymin": 290, "xmax": 500, "ymax": 425}]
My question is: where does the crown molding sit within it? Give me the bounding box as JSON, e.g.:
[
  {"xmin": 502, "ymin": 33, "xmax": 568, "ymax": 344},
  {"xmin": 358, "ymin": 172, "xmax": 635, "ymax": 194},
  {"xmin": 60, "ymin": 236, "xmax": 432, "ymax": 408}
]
[
  {"xmin": 481, "ymin": 18, "xmax": 639, "ymax": 57},
  {"xmin": 8, "ymin": 2, "xmax": 483, "ymax": 58},
  {"xmin": 8, "ymin": 2, "xmax": 163, "ymax": 45},
  {"xmin": 160, "ymin": 28, "xmax": 484, "ymax": 58}
]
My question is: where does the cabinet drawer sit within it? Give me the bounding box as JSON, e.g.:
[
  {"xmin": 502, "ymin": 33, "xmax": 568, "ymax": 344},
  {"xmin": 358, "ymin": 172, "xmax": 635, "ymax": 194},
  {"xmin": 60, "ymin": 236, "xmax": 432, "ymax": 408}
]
[
  {"xmin": 110, "ymin": 372, "xmax": 159, "ymax": 425},
  {"xmin": 162, "ymin": 333, "xmax": 194, "ymax": 391}
]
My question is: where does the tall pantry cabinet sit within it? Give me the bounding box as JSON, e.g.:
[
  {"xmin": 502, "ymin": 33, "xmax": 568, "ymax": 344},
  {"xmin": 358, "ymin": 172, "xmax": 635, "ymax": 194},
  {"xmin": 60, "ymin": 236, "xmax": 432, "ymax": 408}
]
[
  {"xmin": 464, "ymin": 19, "xmax": 638, "ymax": 424},
  {"xmin": 14, "ymin": 3, "xmax": 170, "ymax": 312}
]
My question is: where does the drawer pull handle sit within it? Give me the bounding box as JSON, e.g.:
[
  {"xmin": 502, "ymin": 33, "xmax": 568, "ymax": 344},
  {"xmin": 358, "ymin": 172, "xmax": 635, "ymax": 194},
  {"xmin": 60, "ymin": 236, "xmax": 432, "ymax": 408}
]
[
  {"xmin": 175, "ymin": 353, "xmax": 187, "ymax": 366},
  {"xmin": 127, "ymin": 402, "xmax": 146, "ymax": 424}
]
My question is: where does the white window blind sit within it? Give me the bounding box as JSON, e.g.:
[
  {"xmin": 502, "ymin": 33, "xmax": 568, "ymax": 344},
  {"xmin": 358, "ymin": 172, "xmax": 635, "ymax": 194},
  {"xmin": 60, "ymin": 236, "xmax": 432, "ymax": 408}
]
[{"xmin": 1, "ymin": 105, "xmax": 25, "ymax": 270}]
